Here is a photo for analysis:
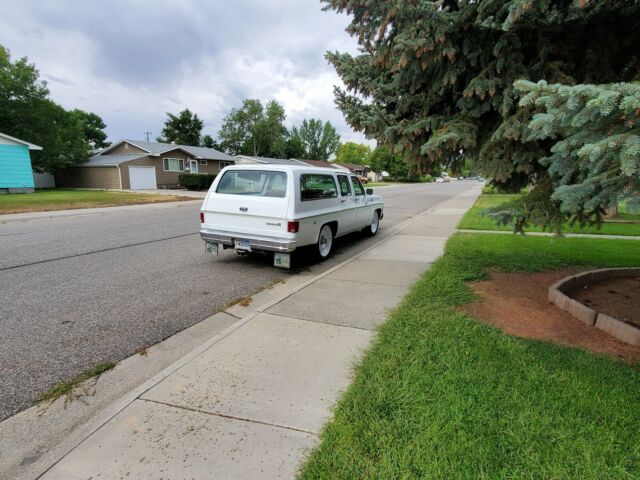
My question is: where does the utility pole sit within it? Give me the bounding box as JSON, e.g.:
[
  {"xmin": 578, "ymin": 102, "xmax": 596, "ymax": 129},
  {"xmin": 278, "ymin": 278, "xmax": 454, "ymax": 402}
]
[{"xmin": 144, "ymin": 131, "xmax": 152, "ymax": 142}]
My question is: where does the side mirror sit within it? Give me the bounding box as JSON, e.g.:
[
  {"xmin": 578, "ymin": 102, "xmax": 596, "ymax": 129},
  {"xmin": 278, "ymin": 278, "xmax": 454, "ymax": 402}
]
[{"xmin": 366, "ymin": 188, "xmax": 374, "ymax": 195}]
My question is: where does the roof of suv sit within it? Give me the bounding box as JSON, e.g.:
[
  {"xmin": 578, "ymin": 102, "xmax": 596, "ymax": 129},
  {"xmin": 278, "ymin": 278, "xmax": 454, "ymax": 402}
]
[{"xmin": 222, "ymin": 163, "xmax": 353, "ymax": 174}]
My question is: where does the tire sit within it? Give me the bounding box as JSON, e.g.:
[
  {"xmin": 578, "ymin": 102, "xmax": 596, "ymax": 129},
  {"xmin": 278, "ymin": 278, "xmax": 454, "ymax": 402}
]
[
  {"xmin": 363, "ymin": 210, "xmax": 380, "ymax": 237},
  {"xmin": 316, "ymin": 224, "xmax": 334, "ymax": 260}
]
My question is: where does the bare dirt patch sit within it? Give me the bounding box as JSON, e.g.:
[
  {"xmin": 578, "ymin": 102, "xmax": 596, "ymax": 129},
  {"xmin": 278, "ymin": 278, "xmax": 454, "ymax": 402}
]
[
  {"xmin": 570, "ymin": 277, "xmax": 640, "ymax": 327},
  {"xmin": 463, "ymin": 270, "xmax": 640, "ymax": 361}
]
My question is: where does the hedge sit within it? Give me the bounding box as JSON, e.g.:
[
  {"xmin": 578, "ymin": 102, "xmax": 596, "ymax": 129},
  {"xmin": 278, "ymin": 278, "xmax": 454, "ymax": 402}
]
[{"xmin": 178, "ymin": 173, "xmax": 217, "ymax": 191}]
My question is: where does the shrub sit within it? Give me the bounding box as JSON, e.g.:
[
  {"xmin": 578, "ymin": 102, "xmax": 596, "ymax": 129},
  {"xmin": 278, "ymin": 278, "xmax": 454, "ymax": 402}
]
[
  {"xmin": 178, "ymin": 173, "xmax": 216, "ymax": 191},
  {"xmin": 482, "ymin": 184, "xmax": 529, "ymax": 195},
  {"xmin": 420, "ymin": 174, "xmax": 435, "ymax": 183},
  {"xmin": 481, "ymin": 185, "xmax": 499, "ymax": 194}
]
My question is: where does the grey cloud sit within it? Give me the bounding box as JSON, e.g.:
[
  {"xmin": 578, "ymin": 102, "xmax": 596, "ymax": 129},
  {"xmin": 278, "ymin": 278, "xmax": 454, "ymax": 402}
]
[
  {"xmin": 43, "ymin": 73, "xmax": 75, "ymax": 86},
  {"xmin": 0, "ymin": 0, "xmax": 369, "ymax": 145}
]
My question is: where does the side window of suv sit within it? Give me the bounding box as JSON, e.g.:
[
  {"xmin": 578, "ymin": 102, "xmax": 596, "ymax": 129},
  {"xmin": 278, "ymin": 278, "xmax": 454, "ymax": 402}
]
[
  {"xmin": 337, "ymin": 175, "xmax": 352, "ymax": 197},
  {"xmin": 352, "ymin": 176, "xmax": 365, "ymax": 196},
  {"xmin": 300, "ymin": 174, "xmax": 338, "ymax": 201}
]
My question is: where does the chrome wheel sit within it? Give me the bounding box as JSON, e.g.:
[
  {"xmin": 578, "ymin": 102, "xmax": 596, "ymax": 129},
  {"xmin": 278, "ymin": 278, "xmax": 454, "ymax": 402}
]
[
  {"xmin": 317, "ymin": 225, "xmax": 333, "ymax": 258},
  {"xmin": 363, "ymin": 211, "xmax": 380, "ymax": 237},
  {"xmin": 370, "ymin": 211, "xmax": 379, "ymax": 234}
]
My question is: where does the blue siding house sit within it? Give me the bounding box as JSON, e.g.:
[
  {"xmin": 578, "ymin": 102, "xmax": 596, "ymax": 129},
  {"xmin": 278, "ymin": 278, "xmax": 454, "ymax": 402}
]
[{"xmin": 0, "ymin": 132, "xmax": 42, "ymax": 193}]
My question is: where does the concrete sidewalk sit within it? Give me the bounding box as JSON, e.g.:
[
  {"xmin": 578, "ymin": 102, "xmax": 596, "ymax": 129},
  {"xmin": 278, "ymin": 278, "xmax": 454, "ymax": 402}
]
[
  {"xmin": 38, "ymin": 186, "xmax": 481, "ymax": 479},
  {"xmin": 457, "ymin": 228, "xmax": 640, "ymax": 240}
]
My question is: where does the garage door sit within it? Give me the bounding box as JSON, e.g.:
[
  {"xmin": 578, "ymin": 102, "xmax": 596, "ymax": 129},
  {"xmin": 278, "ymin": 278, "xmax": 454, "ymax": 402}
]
[{"xmin": 129, "ymin": 166, "xmax": 157, "ymax": 189}]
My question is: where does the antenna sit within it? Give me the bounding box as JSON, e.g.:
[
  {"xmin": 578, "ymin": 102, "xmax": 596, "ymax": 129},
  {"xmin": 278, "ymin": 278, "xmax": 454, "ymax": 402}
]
[{"xmin": 144, "ymin": 131, "xmax": 152, "ymax": 142}]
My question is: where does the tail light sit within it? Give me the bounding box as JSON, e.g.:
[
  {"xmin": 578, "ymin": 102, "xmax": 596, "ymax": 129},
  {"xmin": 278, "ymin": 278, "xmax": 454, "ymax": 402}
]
[
  {"xmin": 287, "ymin": 221, "xmax": 299, "ymax": 233},
  {"xmin": 200, "ymin": 212, "xmax": 205, "ymax": 224}
]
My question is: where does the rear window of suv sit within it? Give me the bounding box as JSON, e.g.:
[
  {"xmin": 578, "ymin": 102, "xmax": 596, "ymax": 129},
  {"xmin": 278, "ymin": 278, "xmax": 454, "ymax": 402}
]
[{"xmin": 216, "ymin": 170, "xmax": 287, "ymax": 197}]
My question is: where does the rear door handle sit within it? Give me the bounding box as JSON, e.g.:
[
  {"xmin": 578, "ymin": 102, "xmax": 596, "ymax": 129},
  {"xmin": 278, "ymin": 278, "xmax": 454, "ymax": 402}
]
[{"xmin": 239, "ymin": 207, "xmax": 248, "ymax": 212}]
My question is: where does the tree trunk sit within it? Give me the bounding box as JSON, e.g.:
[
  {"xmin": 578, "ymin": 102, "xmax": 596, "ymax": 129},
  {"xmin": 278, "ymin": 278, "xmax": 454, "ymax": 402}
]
[{"xmin": 604, "ymin": 204, "xmax": 618, "ymax": 218}]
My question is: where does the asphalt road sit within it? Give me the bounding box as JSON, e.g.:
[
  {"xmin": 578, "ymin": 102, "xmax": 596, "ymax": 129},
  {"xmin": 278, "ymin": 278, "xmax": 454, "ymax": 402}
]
[{"xmin": 0, "ymin": 181, "xmax": 477, "ymax": 421}]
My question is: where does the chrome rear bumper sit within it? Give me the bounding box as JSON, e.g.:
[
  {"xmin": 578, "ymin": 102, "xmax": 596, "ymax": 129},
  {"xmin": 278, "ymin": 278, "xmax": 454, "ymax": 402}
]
[{"xmin": 200, "ymin": 229, "xmax": 297, "ymax": 253}]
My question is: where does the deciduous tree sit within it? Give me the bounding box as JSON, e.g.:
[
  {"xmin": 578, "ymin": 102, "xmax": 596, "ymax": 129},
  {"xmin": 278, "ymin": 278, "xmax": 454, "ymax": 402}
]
[
  {"xmin": 157, "ymin": 108, "xmax": 203, "ymax": 146},
  {"xmin": 287, "ymin": 119, "xmax": 341, "ymax": 160},
  {"xmin": 369, "ymin": 145, "xmax": 409, "ymax": 179},
  {"xmin": 0, "ymin": 45, "xmax": 91, "ymax": 171},
  {"xmin": 218, "ymin": 99, "xmax": 287, "ymax": 157},
  {"xmin": 335, "ymin": 142, "xmax": 371, "ymax": 165},
  {"xmin": 69, "ymin": 109, "xmax": 110, "ymax": 149},
  {"xmin": 201, "ymin": 134, "xmax": 221, "ymax": 150}
]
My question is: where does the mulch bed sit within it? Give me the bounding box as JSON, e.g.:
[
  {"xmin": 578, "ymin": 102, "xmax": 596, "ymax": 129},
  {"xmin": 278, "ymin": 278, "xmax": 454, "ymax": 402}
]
[
  {"xmin": 570, "ymin": 277, "xmax": 640, "ymax": 328},
  {"xmin": 463, "ymin": 270, "xmax": 640, "ymax": 362}
]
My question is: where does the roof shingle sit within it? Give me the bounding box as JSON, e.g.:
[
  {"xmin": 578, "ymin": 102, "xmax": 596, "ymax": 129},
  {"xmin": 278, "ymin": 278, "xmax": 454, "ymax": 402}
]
[
  {"xmin": 82, "ymin": 153, "xmax": 148, "ymax": 166},
  {"xmin": 121, "ymin": 139, "xmax": 236, "ymax": 161}
]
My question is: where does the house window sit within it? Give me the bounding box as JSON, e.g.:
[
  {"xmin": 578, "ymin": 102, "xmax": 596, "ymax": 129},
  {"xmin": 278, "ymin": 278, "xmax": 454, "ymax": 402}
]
[
  {"xmin": 163, "ymin": 158, "xmax": 185, "ymax": 172},
  {"xmin": 200, "ymin": 160, "xmax": 208, "ymax": 165},
  {"xmin": 220, "ymin": 161, "xmax": 232, "ymax": 169}
]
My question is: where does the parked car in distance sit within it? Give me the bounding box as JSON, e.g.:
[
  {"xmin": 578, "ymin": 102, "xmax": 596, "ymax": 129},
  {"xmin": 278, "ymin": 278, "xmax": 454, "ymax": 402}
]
[{"xmin": 199, "ymin": 164, "xmax": 384, "ymax": 268}]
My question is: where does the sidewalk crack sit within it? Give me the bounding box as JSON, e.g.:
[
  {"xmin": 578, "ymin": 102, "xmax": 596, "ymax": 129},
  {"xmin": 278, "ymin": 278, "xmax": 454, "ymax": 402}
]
[
  {"xmin": 139, "ymin": 398, "xmax": 318, "ymax": 436},
  {"xmin": 262, "ymin": 312, "xmax": 377, "ymax": 332}
]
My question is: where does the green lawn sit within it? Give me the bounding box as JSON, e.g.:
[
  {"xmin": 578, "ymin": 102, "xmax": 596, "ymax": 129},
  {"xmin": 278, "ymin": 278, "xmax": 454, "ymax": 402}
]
[
  {"xmin": 0, "ymin": 189, "xmax": 196, "ymax": 214},
  {"xmin": 458, "ymin": 194, "xmax": 640, "ymax": 236},
  {"xmin": 298, "ymin": 233, "xmax": 640, "ymax": 479},
  {"xmin": 367, "ymin": 182, "xmax": 396, "ymax": 187}
]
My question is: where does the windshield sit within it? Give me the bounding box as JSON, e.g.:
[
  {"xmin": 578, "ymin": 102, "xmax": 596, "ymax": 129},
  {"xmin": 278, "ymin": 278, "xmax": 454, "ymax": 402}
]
[{"xmin": 216, "ymin": 170, "xmax": 287, "ymax": 197}]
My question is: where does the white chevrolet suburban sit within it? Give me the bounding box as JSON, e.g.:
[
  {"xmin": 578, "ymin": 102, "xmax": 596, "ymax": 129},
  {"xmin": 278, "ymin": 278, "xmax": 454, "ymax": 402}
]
[{"xmin": 200, "ymin": 164, "xmax": 384, "ymax": 268}]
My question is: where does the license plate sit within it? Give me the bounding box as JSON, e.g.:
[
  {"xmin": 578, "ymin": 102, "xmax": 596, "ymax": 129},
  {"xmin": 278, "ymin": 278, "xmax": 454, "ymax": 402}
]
[
  {"xmin": 205, "ymin": 242, "xmax": 218, "ymax": 256},
  {"xmin": 234, "ymin": 239, "xmax": 252, "ymax": 251},
  {"xmin": 273, "ymin": 252, "xmax": 291, "ymax": 269}
]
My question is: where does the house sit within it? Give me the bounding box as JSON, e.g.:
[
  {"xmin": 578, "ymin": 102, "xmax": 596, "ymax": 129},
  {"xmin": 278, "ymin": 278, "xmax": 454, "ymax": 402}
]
[
  {"xmin": 235, "ymin": 156, "xmax": 345, "ymax": 170},
  {"xmin": 55, "ymin": 139, "xmax": 236, "ymax": 190},
  {"xmin": 334, "ymin": 162, "xmax": 370, "ymax": 177},
  {"xmin": 0, "ymin": 132, "xmax": 42, "ymax": 193},
  {"xmin": 292, "ymin": 159, "xmax": 343, "ymax": 170}
]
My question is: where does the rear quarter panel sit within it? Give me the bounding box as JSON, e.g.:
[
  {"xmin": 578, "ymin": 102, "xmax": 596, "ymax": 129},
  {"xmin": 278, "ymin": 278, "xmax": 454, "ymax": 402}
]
[{"xmin": 290, "ymin": 171, "xmax": 342, "ymax": 246}]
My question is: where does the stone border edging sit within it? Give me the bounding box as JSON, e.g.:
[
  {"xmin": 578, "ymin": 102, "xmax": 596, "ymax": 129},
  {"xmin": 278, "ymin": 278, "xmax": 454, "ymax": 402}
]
[{"xmin": 548, "ymin": 268, "xmax": 640, "ymax": 346}]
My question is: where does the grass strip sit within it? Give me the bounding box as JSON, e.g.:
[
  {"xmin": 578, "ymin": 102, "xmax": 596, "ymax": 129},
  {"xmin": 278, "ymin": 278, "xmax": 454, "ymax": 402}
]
[
  {"xmin": 298, "ymin": 233, "xmax": 640, "ymax": 479},
  {"xmin": 458, "ymin": 194, "xmax": 640, "ymax": 236},
  {"xmin": 367, "ymin": 182, "xmax": 396, "ymax": 187},
  {"xmin": 0, "ymin": 189, "xmax": 196, "ymax": 214}
]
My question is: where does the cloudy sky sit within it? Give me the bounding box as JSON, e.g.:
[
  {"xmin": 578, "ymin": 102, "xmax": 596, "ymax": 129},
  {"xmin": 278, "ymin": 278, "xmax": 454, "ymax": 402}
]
[{"xmin": 0, "ymin": 0, "xmax": 371, "ymax": 145}]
